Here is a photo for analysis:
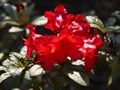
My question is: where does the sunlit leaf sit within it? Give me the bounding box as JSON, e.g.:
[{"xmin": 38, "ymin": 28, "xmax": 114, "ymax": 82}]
[
  {"xmin": 29, "ymin": 65, "xmax": 45, "ymax": 76},
  {"xmin": 2, "ymin": 20, "xmax": 19, "ymax": 26},
  {"xmin": 112, "ymin": 11, "xmax": 120, "ymax": 19},
  {"xmin": 10, "ymin": 68, "xmax": 24, "ymax": 77},
  {"xmin": 0, "ymin": 52, "xmax": 4, "ymax": 60},
  {"xmin": 72, "ymin": 59, "xmax": 84, "ymax": 66},
  {"xmin": 9, "ymin": 27, "xmax": 23, "ymax": 33},
  {"xmin": 68, "ymin": 71, "xmax": 89, "ymax": 86},
  {"xmin": 20, "ymin": 46, "xmax": 27, "ymax": 58},
  {"xmin": 86, "ymin": 16, "xmax": 107, "ymax": 33},
  {"xmin": 108, "ymin": 75, "xmax": 112, "ymax": 86},
  {"xmin": 0, "ymin": 72, "xmax": 11, "ymax": 83},
  {"xmin": 86, "ymin": 16, "xmax": 104, "ymax": 28},
  {"xmin": 3, "ymin": 3, "xmax": 18, "ymax": 20},
  {"xmin": 0, "ymin": 15, "xmax": 19, "ymax": 28},
  {"xmin": 32, "ymin": 16, "xmax": 47, "ymax": 26},
  {"xmin": 2, "ymin": 59, "xmax": 14, "ymax": 68},
  {"xmin": 107, "ymin": 26, "xmax": 120, "ymax": 33},
  {"xmin": 0, "ymin": 66, "xmax": 6, "ymax": 71},
  {"xmin": 12, "ymin": 88, "xmax": 20, "ymax": 90}
]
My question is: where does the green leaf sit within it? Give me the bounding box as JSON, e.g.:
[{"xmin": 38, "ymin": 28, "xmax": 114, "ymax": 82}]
[
  {"xmin": 20, "ymin": 46, "xmax": 27, "ymax": 58},
  {"xmin": 32, "ymin": 16, "xmax": 47, "ymax": 26},
  {"xmin": 86, "ymin": 16, "xmax": 104, "ymax": 27},
  {"xmin": 72, "ymin": 59, "xmax": 84, "ymax": 66},
  {"xmin": 0, "ymin": 72, "xmax": 11, "ymax": 83},
  {"xmin": 112, "ymin": 11, "xmax": 120, "ymax": 20},
  {"xmin": 9, "ymin": 27, "xmax": 23, "ymax": 33},
  {"xmin": 0, "ymin": 52, "xmax": 4, "ymax": 60},
  {"xmin": 86, "ymin": 16, "xmax": 107, "ymax": 33},
  {"xmin": 108, "ymin": 56, "xmax": 120, "ymax": 85},
  {"xmin": 107, "ymin": 26, "xmax": 120, "ymax": 33},
  {"xmin": 27, "ymin": 3, "xmax": 35, "ymax": 16},
  {"xmin": 68, "ymin": 71, "xmax": 89, "ymax": 86},
  {"xmin": 54, "ymin": 76, "xmax": 68, "ymax": 90},
  {"xmin": 105, "ymin": 17, "xmax": 116, "ymax": 26},
  {"xmin": 0, "ymin": 15, "xmax": 19, "ymax": 28},
  {"xmin": 90, "ymin": 24, "xmax": 107, "ymax": 33},
  {"xmin": 29, "ymin": 65, "xmax": 45, "ymax": 76},
  {"xmin": 3, "ymin": 3, "xmax": 18, "ymax": 20}
]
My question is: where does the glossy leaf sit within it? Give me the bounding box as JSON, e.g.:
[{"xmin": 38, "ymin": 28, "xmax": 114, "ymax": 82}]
[
  {"xmin": 0, "ymin": 72, "xmax": 11, "ymax": 83},
  {"xmin": 32, "ymin": 16, "xmax": 47, "ymax": 26},
  {"xmin": 72, "ymin": 59, "xmax": 84, "ymax": 66},
  {"xmin": 3, "ymin": 3, "xmax": 18, "ymax": 20},
  {"xmin": 9, "ymin": 27, "xmax": 23, "ymax": 33},
  {"xmin": 86, "ymin": 16, "xmax": 104, "ymax": 28},
  {"xmin": 112, "ymin": 11, "xmax": 120, "ymax": 20},
  {"xmin": 29, "ymin": 65, "xmax": 45, "ymax": 76},
  {"xmin": 68, "ymin": 71, "xmax": 89, "ymax": 86},
  {"xmin": 105, "ymin": 17, "xmax": 116, "ymax": 26},
  {"xmin": 0, "ymin": 52, "xmax": 4, "ymax": 60},
  {"xmin": 107, "ymin": 26, "xmax": 120, "ymax": 33},
  {"xmin": 86, "ymin": 16, "xmax": 107, "ymax": 33}
]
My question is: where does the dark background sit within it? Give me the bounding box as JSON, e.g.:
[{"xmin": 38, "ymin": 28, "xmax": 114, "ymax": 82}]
[{"xmin": 35, "ymin": 0, "xmax": 120, "ymax": 20}]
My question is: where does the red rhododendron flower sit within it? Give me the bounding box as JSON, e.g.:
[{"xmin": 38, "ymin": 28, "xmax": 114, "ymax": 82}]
[
  {"xmin": 44, "ymin": 5, "xmax": 74, "ymax": 32},
  {"xmin": 25, "ymin": 5, "xmax": 103, "ymax": 73},
  {"xmin": 57, "ymin": 29, "xmax": 84, "ymax": 61},
  {"xmin": 24, "ymin": 24, "xmax": 57, "ymax": 70},
  {"xmin": 67, "ymin": 14, "xmax": 90, "ymax": 36},
  {"xmin": 25, "ymin": 24, "xmax": 83, "ymax": 70},
  {"xmin": 24, "ymin": 24, "xmax": 36, "ymax": 58},
  {"xmin": 79, "ymin": 33, "xmax": 103, "ymax": 72}
]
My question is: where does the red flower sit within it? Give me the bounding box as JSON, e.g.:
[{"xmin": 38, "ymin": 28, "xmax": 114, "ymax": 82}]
[
  {"xmin": 24, "ymin": 5, "xmax": 103, "ymax": 73},
  {"xmin": 68, "ymin": 14, "xmax": 90, "ymax": 36},
  {"xmin": 44, "ymin": 5, "xmax": 74, "ymax": 32},
  {"xmin": 24, "ymin": 24, "xmax": 46, "ymax": 58},
  {"xmin": 25, "ymin": 23, "xmax": 102, "ymax": 73},
  {"xmin": 58, "ymin": 29, "xmax": 84, "ymax": 60},
  {"xmin": 25, "ymin": 24, "xmax": 84, "ymax": 70},
  {"xmin": 24, "ymin": 24, "xmax": 35, "ymax": 58},
  {"xmin": 24, "ymin": 24, "xmax": 56, "ymax": 70},
  {"xmin": 79, "ymin": 33, "xmax": 103, "ymax": 73}
]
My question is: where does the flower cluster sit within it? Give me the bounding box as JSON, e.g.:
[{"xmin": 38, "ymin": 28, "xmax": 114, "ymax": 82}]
[{"xmin": 24, "ymin": 5, "xmax": 103, "ymax": 73}]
